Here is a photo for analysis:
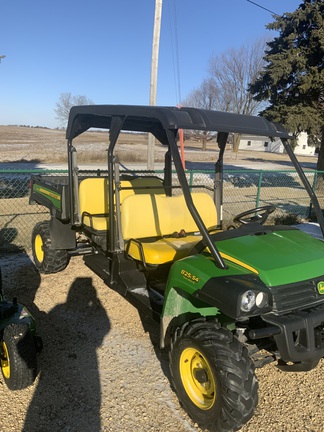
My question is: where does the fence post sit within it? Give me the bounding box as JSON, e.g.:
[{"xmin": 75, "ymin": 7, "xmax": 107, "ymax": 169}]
[
  {"xmin": 188, "ymin": 170, "xmax": 194, "ymax": 192},
  {"xmin": 255, "ymin": 171, "xmax": 263, "ymax": 208},
  {"xmin": 308, "ymin": 170, "xmax": 318, "ymax": 218}
]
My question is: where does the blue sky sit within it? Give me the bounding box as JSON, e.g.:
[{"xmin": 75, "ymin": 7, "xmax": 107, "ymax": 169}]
[{"xmin": 0, "ymin": 0, "xmax": 301, "ymax": 128}]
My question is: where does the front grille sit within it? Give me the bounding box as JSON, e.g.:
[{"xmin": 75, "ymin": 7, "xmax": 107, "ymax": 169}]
[{"xmin": 270, "ymin": 277, "xmax": 324, "ymax": 314}]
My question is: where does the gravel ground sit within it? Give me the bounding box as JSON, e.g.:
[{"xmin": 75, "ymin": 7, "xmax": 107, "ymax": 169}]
[{"xmin": 1, "ymin": 252, "xmax": 324, "ymax": 432}]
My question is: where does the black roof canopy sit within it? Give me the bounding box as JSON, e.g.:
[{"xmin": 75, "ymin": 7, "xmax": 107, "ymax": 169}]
[{"xmin": 66, "ymin": 104, "xmax": 291, "ymax": 142}]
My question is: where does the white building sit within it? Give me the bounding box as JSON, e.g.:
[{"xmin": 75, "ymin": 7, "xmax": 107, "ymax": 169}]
[
  {"xmin": 239, "ymin": 131, "xmax": 315, "ymax": 156},
  {"xmin": 293, "ymin": 132, "xmax": 315, "ymax": 156}
]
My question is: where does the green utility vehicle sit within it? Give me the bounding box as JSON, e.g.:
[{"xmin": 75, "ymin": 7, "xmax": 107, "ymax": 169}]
[
  {"xmin": 29, "ymin": 105, "xmax": 324, "ymax": 431},
  {"xmin": 0, "ymin": 267, "xmax": 42, "ymax": 390}
]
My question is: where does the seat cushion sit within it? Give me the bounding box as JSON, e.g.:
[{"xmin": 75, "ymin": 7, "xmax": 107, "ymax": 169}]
[
  {"xmin": 126, "ymin": 235, "xmax": 202, "ymax": 265},
  {"xmin": 122, "ymin": 192, "xmax": 218, "ymax": 265}
]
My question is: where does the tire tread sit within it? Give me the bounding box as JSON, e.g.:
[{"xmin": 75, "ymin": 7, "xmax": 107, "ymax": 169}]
[
  {"xmin": 169, "ymin": 317, "xmax": 258, "ymax": 432},
  {"xmin": 32, "ymin": 220, "xmax": 70, "ymax": 274},
  {"xmin": 1, "ymin": 324, "xmax": 37, "ymax": 390}
]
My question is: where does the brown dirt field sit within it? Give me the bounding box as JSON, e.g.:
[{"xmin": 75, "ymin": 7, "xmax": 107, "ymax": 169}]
[{"xmin": 0, "ymin": 125, "xmax": 317, "ymax": 167}]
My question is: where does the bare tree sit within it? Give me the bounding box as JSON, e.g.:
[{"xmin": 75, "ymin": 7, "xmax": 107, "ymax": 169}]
[
  {"xmin": 55, "ymin": 93, "xmax": 94, "ymax": 128},
  {"xmin": 208, "ymin": 39, "xmax": 268, "ymax": 153},
  {"xmin": 209, "ymin": 40, "xmax": 267, "ymax": 115},
  {"xmin": 183, "ymin": 78, "xmax": 219, "ymax": 111},
  {"xmin": 182, "ymin": 78, "xmax": 222, "ymax": 150},
  {"xmin": 182, "ymin": 39, "xmax": 267, "ymax": 151}
]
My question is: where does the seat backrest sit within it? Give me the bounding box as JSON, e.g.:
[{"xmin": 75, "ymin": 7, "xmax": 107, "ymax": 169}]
[
  {"xmin": 79, "ymin": 178, "xmax": 135, "ymax": 217},
  {"xmin": 79, "ymin": 178, "xmax": 109, "ymax": 216},
  {"xmin": 121, "ymin": 193, "xmax": 217, "ymax": 240}
]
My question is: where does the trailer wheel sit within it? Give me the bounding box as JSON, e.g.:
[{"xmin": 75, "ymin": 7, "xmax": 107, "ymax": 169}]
[
  {"xmin": 0, "ymin": 324, "xmax": 37, "ymax": 390},
  {"xmin": 32, "ymin": 221, "xmax": 70, "ymax": 274},
  {"xmin": 169, "ymin": 318, "xmax": 258, "ymax": 432}
]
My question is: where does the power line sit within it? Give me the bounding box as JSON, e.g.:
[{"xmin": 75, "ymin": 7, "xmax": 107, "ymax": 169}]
[{"xmin": 246, "ymin": 0, "xmax": 280, "ymax": 17}]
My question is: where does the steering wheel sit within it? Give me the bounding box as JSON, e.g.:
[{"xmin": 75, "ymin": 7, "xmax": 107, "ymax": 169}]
[{"xmin": 233, "ymin": 205, "xmax": 276, "ymax": 225}]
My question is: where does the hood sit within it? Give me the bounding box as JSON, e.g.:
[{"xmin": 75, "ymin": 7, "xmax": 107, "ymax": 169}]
[{"xmin": 217, "ymin": 228, "xmax": 324, "ymax": 286}]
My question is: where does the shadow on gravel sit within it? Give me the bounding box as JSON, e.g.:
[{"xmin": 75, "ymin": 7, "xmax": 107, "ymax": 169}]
[
  {"xmin": 137, "ymin": 312, "xmax": 172, "ymax": 382},
  {"xmin": 23, "ymin": 277, "xmax": 110, "ymax": 432},
  {"xmin": 0, "ymin": 240, "xmax": 41, "ymax": 320}
]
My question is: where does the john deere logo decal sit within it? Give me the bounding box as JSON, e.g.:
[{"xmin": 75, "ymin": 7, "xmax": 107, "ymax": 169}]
[{"xmin": 317, "ymin": 282, "xmax": 324, "ymax": 295}]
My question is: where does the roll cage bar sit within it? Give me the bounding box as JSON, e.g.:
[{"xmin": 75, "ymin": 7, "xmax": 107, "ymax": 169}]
[{"xmin": 66, "ymin": 105, "xmax": 324, "ymax": 270}]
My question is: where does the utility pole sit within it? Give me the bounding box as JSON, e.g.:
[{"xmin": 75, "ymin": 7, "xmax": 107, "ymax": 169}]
[{"xmin": 147, "ymin": 0, "xmax": 163, "ymax": 170}]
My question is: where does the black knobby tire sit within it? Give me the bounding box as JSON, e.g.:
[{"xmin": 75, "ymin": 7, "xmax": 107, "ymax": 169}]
[
  {"xmin": 32, "ymin": 220, "xmax": 70, "ymax": 274},
  {"xmin": 169, "ymin": 318, "xmax": 258, "ymax": 432},
  {"xmin": 0, "ymin": 324, "xmax": 37, "ymax": 390}
]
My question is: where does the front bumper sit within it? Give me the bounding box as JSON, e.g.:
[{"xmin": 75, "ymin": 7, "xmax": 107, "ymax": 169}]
[{"xmin": 262, "ymin": 303, "xmax": 324, "ymax": 371}]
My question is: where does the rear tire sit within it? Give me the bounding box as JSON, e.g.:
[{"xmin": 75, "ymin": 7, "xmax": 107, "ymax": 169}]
[
  {"xmin": 1, "ymin": 324, "xmax": 37, "ymax": 390},
  {"xmin": 169, "ymin": 318, "xmax": 258, "ymax": 432},
  {"xmin": 32, "ymin": 221, "xmax": 70, "ymax": 274}
]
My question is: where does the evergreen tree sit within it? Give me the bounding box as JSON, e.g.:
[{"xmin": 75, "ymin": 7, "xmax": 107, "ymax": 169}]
[{"xmin": 249, "ymin": 0, "xmax": 324, "ymax": 169}]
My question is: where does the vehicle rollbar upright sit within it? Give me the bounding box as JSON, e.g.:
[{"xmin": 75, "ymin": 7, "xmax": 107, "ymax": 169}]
[
  {"xmin": 281, "ymin": 137, "xmax": 324, "ymax": 237},
  {"xmin": 214, "ymin": 132, "xmax": 228, "ymax": 230}
]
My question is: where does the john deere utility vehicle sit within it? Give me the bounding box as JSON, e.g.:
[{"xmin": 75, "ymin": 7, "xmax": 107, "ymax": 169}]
[
  {"xmin": 0, "ymin": 267, "xmax": 42, "ymax": 390},
  {"xmin": 29, "ymin": 105, "xmax": 324, "ymax": 431}
]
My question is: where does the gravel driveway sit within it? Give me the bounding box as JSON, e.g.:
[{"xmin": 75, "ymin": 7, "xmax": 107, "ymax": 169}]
[{"xmin": 1, "ymin": 252, "xmax": 324, "ymax": 432}]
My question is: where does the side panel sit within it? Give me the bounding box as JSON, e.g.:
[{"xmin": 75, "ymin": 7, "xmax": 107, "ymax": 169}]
[{"xmin": 29, "ymin": 176, "xmax": 70, "ymax": 221}]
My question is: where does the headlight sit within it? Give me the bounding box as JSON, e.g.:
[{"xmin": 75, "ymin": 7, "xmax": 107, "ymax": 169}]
[
  {"xmin": 240, "ymin": 290, "xmax": 268, "ymax": 313},
  {"xmin": 241, "ymin": 290, "xmax": 256, "ymax": 312},
  {"xmin": 256, "ymin": 291, "xmax": 267, "ymax": 308},
  {"xmin": 195, "ymin": 274, "xmax": 272, "ymax": 319}
]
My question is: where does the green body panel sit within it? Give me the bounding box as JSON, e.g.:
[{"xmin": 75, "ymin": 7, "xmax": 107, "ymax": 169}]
[
  {"xmin": 163, "ymin": 286, "xmax": 220, "ymax": 319},
  {"xmin": 162, "ymin": 228, "xmax": 324, "ymax": 322},
  {"xmin": 162, "ymin": 253, "xmax": 253, "ymax": 319},
  {"xmin": 33, "ymin": 184, "xmax": 61, "ymax": 210},
  {"xmin": 217, "ymin": 229, "xmax": 324, "ymax": 287}
]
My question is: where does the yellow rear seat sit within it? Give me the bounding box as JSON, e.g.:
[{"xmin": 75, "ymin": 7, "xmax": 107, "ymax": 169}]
[
  {"xmin": 79, "ymin": 178, "xmax": 134, "ymax": 230},
  {"xmin": 121, "ymin": 193, "xmax": 217, "ymax": 265},
  {"xmin": 79, "ymin": 176, "xmax": 165, "ymax": 231}
]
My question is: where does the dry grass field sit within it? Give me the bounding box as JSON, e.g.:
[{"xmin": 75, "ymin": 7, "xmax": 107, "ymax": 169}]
[
  {"xmin": 1, "ymin": 124, "xmax": 317, "ymax": 167},
  {"xmin": 0, "ymin": 125, "xmax": 215, "ymax": 165},
  {"xmin": 0, "ymin": 125, "xmax": 156, "ymax": 164}
]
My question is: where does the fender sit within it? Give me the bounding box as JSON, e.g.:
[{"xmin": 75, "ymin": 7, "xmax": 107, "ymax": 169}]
[
  {"xmin": 160, "ymin": 253, "xmax": 266, "ymax": 347},
  {"xmin": 49, "ymin": 217, "xmax": 76, "ymax": 249},
  {"xmin": 160, "ymin": 284, "xmax": 220, "ymax": 348}
]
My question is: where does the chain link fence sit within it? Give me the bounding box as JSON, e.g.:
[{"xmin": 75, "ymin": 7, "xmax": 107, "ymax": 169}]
[
  {"xmin": 1, "ymin": 168, "xmax": 324, "ymax": 251},
  {"xmin": 203, "ymin": 169, "xmax": 324, "ymax": 226}
]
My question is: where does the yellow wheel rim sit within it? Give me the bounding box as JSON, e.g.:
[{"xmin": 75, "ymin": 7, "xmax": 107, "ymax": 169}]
[
  {"xmin": 179, "ymin": 347, "xmax": 216, "ymax": 410},
  {"xmin": 34, "ymin": 234, "xmax": 44, "ymax": 263},
  {"xmin": 1, "ymin": 341, "xmax": 10, "ymax": 379}
]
